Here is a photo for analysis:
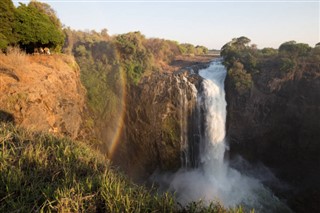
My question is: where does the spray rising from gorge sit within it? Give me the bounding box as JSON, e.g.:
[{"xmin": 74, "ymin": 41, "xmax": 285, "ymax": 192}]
[{"xmin": 154, "ymin": 59, "xmax": 291, "ymax": 212}]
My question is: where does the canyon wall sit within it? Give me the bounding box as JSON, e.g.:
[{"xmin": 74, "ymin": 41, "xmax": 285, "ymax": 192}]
[{"xmin": 225, "ymin": 62, "xmax": 320, "ymax": 211}]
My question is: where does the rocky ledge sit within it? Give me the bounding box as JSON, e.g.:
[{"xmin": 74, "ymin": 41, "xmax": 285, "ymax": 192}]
[
  {"xmin": 0, "ymin": 54, "xmax": 86, "ymax": 139},
  {"xmin": 112, "ymin": 65, "xmax": 208, "ymax": 181}
]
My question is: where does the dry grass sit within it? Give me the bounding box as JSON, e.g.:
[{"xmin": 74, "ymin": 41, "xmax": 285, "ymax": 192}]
[
  {"xmin": 3, "ymin": 47, "xmax": 27, "ymax": 68},
  {"xmin": 0, "ymin": 48, "xmax": 77, "ymax": 74}
]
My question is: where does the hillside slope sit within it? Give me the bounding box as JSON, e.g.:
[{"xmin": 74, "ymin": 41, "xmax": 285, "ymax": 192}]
[
  {"xmin": 0, "ymin": 123, "xmax": 181, "ymax": 212},
  {"xmin": 0, "ymin": 50, "xmax": 85, "ymax": 138}
]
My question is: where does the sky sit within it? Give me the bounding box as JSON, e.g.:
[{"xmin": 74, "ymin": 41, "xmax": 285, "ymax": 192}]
[{"xmin": 13, "ymin": 0, "xmax": 320, "ymax": 50}]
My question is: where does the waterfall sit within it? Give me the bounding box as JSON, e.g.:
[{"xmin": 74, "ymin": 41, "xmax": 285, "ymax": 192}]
[
  {"xmin": 154, "ymin": 59, "xmax": 291, "ymax": 212},
  {"xmin": 198, "ymin": 59, "xmax": 227, "ymax": 171}
]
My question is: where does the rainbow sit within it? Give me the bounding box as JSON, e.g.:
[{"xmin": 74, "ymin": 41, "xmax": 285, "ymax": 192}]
[{"xmin": 107, "ymin": 66, "xmax": 127, "ymax": 158}]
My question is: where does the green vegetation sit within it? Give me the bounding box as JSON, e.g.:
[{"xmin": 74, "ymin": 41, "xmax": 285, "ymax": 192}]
[
  {"xmin": 221, "ymin": 36, "xmax": 255, "ymax": 94},
  {"xmin": 0, "ymin": 0, "xmax": 16, "ymax": 49},
  {"xmin": 114, "ymin": 32, "xmax": 152, "ymax": 84},
  {"xmin": 14, "ymin": 2, "xmax": 64, "ymax": 53},
  {"xmin": 162, "ymin": 116, "xmax": 180, "ymax": 143},
  {"xmin": 227, "ymin": 62, "xmax": 253, "ymax": 95},
  {"xmin": 221, "ymin": 36, "xmax": 320, "ymax": 94},
  {"xmin": 0, "ymin": 0, "xmax": 64, "ymax": 53},
  {"xmin": 179, "ymin": 43, "xmax": 209, "ymax": 55},
  {"xmin": 279, "ymin": 41, "xmax": 312, "ymax": 58},
  {"xmin": 0, "ymin": 123, "xmax": 247, "ymax": 212}
]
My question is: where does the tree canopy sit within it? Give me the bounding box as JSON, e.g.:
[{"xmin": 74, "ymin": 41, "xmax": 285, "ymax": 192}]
[
  {"xmin": 0, "ymin": 0, "xmax": 16, "ymax": 49},
  {"xmin": 14, "ymin": 3, "xmax": 64, "ymax": 53},
  {"xmin": 114, "ymin": 32, "xmax": 152, "ymax": 84},
  {"xmin": 279, "ymin": 41, "xmax": 311, "ymax": 57},
  {"xmin": 0, "ymin": 0, "xmax": 64, "ymax": 53},
  {"xmin": 28, "ymin": 0, "xmax": 62, "ymax": 28}
]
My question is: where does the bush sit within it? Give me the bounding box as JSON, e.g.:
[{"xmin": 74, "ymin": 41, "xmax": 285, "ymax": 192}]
[
  {"xmin": 14, "ymin": 3, "xmax": 64, "ymax": 53},
  {"xmin": 279, "ymin": 41, "xmax": 311, "ymax": 58},
  {"xmin": 0, "ymin": 0, "xmax": 16, "ymax": 50},
  {"xmin": 228, "ymin": 62, "xmax": 253, "ymax": 94},
  {"xmin": 280, "ymin": 57, "xmax": 296, "ymax": 73},
  {"xmin": 114, "ymin": 32, "xmax": 152, "ymax": 84}
]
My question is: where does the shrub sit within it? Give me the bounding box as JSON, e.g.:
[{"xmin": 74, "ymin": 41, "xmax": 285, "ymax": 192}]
[
  {"xmin": 114, "ymin": 32, "xmax": 152, "ymax": 84},
  {"xmin": 228, "ymin": 61, "xmax": 253, "ymax": 94},
  {"xmin": 14, "ymin": 3, "xmax": 64, "ymax": 53}
]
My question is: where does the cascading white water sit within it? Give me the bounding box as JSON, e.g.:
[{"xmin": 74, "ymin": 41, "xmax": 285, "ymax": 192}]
[
  {"xmin": 156, "ymin": 59, "xmax": 291, "ymax": 212},
  {"xmin": 199, "ymin": 59, "xmax": 227, "ymax": 171}
]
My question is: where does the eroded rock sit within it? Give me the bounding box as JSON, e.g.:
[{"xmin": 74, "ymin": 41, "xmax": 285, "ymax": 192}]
[
  {"xmin": 0, "ymin": 54, "xmax": 86, "ymax": 139},
  {"xmin": 113, "ymin": 70, "xmax": 203, "ymax": 180}
]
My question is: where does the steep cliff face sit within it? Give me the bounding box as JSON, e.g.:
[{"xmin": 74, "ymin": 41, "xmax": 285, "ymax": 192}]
[
  {"xmin": 113, "ymin": 71, "xmax": 202, "ymax": 180},
  {"xmin": 225, "ymin": 62, "xmax": 320, "ymax": 211},
  {"xmin": 0, "ymin": 53, "xmax": 86, "ymax": 139}
]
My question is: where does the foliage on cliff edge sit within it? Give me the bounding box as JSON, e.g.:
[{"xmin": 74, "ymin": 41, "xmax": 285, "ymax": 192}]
[{"xmin": 221, "ymin": 36, "xmax": 320, "ymax": 94}]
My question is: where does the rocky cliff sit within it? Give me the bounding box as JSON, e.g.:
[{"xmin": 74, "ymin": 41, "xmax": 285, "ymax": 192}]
[
  {"xmin": 0, "ymin": 52, "xmax": 86, "ymax": 139},
  {"xmin": 112, "ymin": 70, "xmax": 203, "ymax": 180},
  {"xmin": 225, "ymin": 61, "xmax": 320, "ymax": 211}
]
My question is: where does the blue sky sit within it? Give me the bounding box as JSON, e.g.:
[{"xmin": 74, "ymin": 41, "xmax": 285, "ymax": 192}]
[{"xmin": 13, "ymin": 0, "xmax": 319, "ymax": 49}]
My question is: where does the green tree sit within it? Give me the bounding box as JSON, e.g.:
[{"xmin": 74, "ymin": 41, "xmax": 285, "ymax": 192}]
[
  {"xmin": 14, "ymin": 3, "xmax": 64, "ymax": 53},
  {"xmin": 28, "ymin": 0, "xmax": 62, "ymax": 28},
  {"xmin": 221, "ymin": 36, "xmax": 258, "ymax": 72},
  {"xmin": 0, "ymin": 0, "xmax": 16, "ymax": 50},
  {"xmin": 114, "ymin": 32, "xmax": 151, "ymax": 84},
  {"xmin": 195, "ymin": 45, "xmax": 209, "ymax": 55},
  {"xmin": 180, "ymin": 43, "xmax": 195, "ymax": 55},
  {"xmin": 261, "ymin": 47, "xmax": 277, "ymax": 56},
  {"xmin": 228, "ymin": 61, "xmax": 253, "ymax": 95},
  {"xmin": 279, "ymin": 41, "xmax": 311, "ymax": 58}
]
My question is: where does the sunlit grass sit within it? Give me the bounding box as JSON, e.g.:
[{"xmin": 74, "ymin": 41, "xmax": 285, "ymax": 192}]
[{"xmin": 0, "ymin": 123, "xmax": 247, "ymax": 212}]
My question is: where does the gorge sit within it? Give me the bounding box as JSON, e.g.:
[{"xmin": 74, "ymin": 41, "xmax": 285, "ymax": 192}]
[
  {"xmin": 152, "ymin": 59, "xmax": 291, "ymax": 212},
  {"xmin": 1, "ymin": 0, "xmax": 319, "ymax": 211},
  {"xmin": 1, "ymin": 43, "xmax": 319, "ymax": 212},
  {"xmin": 114, "ymin": 47, "xmax": 319, "ymax": 212}
]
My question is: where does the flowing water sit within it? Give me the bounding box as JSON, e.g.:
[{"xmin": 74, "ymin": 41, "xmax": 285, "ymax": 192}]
[{"xmin": 154, "ymin": 59, "xmax": 291, "ymax": 212}]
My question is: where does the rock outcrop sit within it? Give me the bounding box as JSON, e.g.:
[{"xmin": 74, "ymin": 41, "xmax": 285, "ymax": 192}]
[
  {"xmin": 113, "ymin": 71, "xmax": 202, "ymax": 180},
  {"xmin": 225, "ymin": 62, "xmax": 320, "ymax": 211},
  {"xmin": 0, "ymin": 54, "xmax": 86, "ymax": 139}
]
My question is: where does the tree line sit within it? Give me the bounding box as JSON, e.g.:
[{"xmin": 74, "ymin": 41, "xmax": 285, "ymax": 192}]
[{"xmin": 221, "ymin": 36, "xmax": 320, "ymax": 94}]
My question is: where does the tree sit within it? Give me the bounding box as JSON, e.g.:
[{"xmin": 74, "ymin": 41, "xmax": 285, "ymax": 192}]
[
  {"xmin": 236, "ymin": 36, "xmax": 251, "ymax": 47},
  {"xmin": 14, "ymin": 3, "xmax": 65, "ymax": 53},
  {"xmin": 179, "ymin": 43, "xmax": 195, "ymax": 55},
  {"xmin": 195, "ymin": 45, "xmax": 209, "ymax": 55},
  {"xmin": 261, "ymin": 47, "xmax": 277, "ymax": 56},
  {"xmin": 0, "ymin": 0, "xmax": 16, "ymax": 49},
  {"xmin": 279, "ymin": 41, "xmax": 311, "ymax": 58},
  {"xmin": 28, "ymin": 0, "xmax": 62, "ymax": 28},
  {"xmin": 114, "ymin": 32, "xmax": 151, "ymax": 84}
]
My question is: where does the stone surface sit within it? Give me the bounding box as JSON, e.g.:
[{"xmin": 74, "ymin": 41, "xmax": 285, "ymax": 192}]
[
  {"xmin": 113, "ymin": 70, "xmax": 202, "ymax": 181},
  {"xmin": 0, "ymin": 54, "xmax": 86, "ymax": 139}
]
